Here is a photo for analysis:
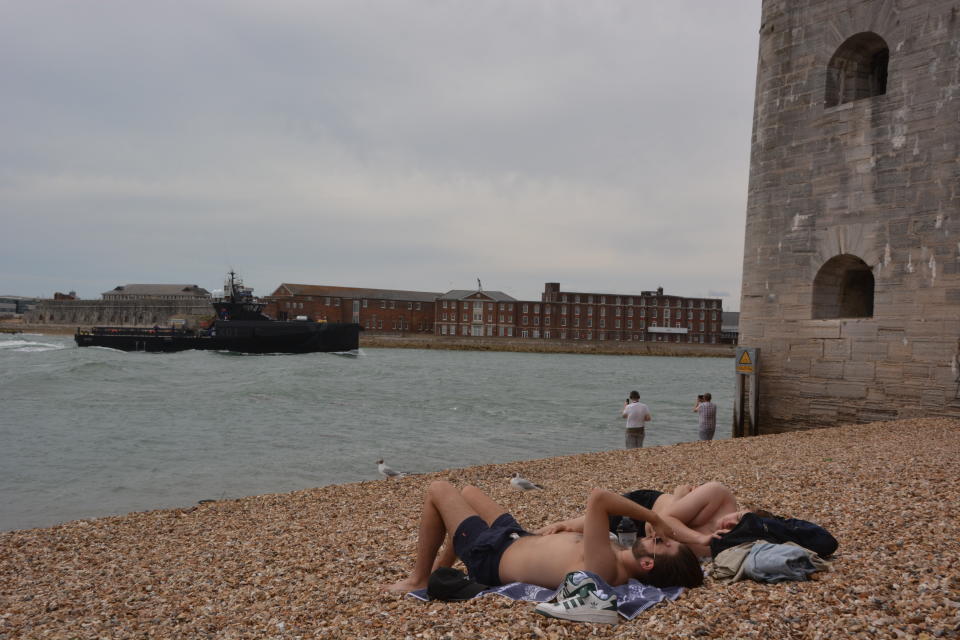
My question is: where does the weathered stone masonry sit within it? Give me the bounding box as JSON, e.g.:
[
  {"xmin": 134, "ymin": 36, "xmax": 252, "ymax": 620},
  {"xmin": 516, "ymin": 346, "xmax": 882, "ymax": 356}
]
[
  {"xmin": 740, "ymin": 0, "xmax": 960, "ymax": 431},
  {"xmin": 25, "ymin": 299, "xmax": 211, "ymax": 327}
]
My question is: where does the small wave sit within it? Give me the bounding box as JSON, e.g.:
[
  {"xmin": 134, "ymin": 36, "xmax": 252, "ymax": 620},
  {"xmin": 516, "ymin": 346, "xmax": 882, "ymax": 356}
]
[
  {"xmin": 65, "ymin": 360, "xmax": 117, "ymax": 374},
  {"xmin": 0, "ymin": 340, "xmax": 33, "ymax": 349},
  {"xmin": 0, "ymin": 339, "xmax": 66, "ymax": 352}
]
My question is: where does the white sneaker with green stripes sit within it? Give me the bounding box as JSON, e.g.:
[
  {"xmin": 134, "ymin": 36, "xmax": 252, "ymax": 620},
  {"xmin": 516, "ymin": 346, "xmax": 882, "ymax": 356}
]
[
  {"xmin": 554, "ymin": 571, "xmax": 599, "ymax": 602},
  {"xmin": 534, "ymin": 587, "xmax": 619, "ymax": 624}
]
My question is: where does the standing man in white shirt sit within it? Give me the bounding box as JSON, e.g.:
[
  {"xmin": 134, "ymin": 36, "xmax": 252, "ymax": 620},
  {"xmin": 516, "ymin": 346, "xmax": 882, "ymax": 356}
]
[{"xmin": 621, "ymin": 390, "xmax": 652, "ymax": 448}]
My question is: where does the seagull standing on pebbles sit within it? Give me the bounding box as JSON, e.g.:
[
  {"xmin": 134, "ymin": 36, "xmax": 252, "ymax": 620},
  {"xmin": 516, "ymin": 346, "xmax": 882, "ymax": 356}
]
[
  {"xmin": 510, "ymin": 472, "xmax": 544, "ymax": 490},
  {"xmin": 377, "ymin": 459, "xmax": 406, "ymax": 479}
]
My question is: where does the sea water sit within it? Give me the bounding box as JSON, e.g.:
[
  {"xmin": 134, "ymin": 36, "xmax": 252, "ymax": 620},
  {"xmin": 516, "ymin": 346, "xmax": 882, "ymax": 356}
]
[{"xmin": 0, "ymin": 332, "xmax": 734, "ymax": 531}]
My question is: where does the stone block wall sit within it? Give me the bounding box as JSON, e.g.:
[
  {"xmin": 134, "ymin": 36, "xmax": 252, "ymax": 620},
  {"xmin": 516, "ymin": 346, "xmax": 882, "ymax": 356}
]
[
  {"xmin": 740, "ymin": 0, "xmax": 960, "ymax": 432},
  {"xmin": 25, "ymin": 299, "xmax": 213, "ymax": 327}
]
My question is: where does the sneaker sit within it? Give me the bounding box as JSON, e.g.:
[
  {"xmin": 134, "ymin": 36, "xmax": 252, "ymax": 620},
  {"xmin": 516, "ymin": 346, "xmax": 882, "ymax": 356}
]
[
  {"xmin": 554, "ymin": 571, "xmax": 598, "ymax": 602},
  {"xmin": 534, "ymin": 589, "xmax": 619, "ymax": 624}
]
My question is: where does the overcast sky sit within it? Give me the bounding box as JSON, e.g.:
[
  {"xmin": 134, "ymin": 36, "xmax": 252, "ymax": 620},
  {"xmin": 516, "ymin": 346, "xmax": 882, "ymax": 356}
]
[{"xmin": 1, "ymin": 1, "xmax": 760, "ymax": 309}]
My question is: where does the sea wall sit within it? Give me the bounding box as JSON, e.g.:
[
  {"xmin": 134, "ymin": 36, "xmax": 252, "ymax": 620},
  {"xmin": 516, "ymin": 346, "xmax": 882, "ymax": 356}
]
[
  {"xmin": 2, "ymin": 323, "xmax": 736, "ymax": 357},
  {"xmin": 361, "ymin": 334, "xmax": 734, "ymax": 357},
  {"xmin": 23, "ymin": 299, "xmax": 211, "ymax": 327}
]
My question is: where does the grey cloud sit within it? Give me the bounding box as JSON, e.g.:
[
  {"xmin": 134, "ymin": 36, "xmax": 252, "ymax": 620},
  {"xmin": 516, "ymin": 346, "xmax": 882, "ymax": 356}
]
[{"xmin": 1, "ymin": 1, "xmax": 758, "ymax": 312}]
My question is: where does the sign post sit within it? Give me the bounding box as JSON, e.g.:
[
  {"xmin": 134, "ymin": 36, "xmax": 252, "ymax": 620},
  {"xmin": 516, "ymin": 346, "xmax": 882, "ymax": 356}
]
[{"xmin": 733, "ymin": 347, "xmax": 760, "ymax": 437}]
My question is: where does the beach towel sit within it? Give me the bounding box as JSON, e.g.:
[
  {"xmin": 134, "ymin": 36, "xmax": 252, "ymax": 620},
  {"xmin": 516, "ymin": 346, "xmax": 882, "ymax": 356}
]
[{"xmin": 408, "ymin": 571, "xmax": 684, "ymax": 620}]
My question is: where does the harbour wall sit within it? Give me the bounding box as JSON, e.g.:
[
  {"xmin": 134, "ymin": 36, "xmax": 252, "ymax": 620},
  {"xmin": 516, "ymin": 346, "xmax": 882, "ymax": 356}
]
[
  {"xmin": 3, "ymin": 321, "xmax": 734, "ymax": 357},
  {"xmin": 360, "ymin": 333, "xmax": 734, "ymax": 357},
  {"xmin": 23, "ymin": 299, "xmax": 211, "ymax": 327}
]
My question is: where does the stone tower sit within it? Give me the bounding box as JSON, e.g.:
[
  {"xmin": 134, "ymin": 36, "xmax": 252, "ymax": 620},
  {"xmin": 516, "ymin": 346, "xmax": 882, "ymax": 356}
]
[{"xmin": 739, "ymin": 0, "xmax": 960, "ymax": 431}]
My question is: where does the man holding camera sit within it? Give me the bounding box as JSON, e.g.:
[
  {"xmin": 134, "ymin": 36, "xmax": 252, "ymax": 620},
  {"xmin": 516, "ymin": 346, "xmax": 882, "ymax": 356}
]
[
  {"xmin": 693, "ymin": 392, "xmax": 717, "ymax": 440},
  {"xmin": 621, "ymin": 390, "xmax": 652, "ymax": 449}
]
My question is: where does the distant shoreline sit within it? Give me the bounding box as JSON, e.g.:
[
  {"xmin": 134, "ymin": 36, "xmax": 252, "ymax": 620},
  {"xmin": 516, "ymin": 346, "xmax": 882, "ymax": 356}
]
[
  {"xmin": 1, "ymin": 323, "xmax": 76, "ymax": 336},
  {"xmin": 2, "ymin": 322, "xmax": 735, "ymax": 357},
  {"xmin": 360, "ymin": 334, "xmax": 734, "ymax": 357}
]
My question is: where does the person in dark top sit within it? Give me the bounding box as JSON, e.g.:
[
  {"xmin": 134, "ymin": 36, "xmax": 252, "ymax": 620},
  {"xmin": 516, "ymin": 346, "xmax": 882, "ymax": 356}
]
[{"xmin": 537, "ymin": 482, "xmax": 744, "ymax": 559}]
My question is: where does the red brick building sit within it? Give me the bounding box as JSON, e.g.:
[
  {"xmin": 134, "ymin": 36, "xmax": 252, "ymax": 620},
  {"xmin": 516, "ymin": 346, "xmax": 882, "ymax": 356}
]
[
  {"xmin": 534, "ymin": 283, "xmax": 723, "ymax": 344},
  {"xmin": 264, "ymin": 284, "xmax": 439, "ymax": 334},
  {"xmin": 434, "ymin": 289, "xmax": 519, "ymax": 337},
  {"xmin": 264, "ymin": 281, "xmax": 723, "ymax": 344},
  {"xmin": 434, "ymin": 283, "xmax": 723, "ymax": 343}
]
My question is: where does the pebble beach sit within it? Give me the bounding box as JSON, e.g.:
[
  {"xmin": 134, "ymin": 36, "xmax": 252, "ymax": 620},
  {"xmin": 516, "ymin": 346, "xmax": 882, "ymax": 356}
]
[{"xmin": 2, "ymin": 417, "xmax": 958, "ymax": 639}]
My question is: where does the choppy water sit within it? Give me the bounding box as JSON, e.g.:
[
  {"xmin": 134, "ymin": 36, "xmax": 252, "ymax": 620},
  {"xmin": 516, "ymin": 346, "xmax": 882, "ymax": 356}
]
[{"xmin": 0, "ymin": 333, "xmax": 733, "ymax": 531}]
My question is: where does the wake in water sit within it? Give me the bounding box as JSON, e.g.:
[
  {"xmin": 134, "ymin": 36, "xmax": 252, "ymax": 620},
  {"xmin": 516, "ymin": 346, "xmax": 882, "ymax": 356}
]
[{"xmin": 0, "ymin": 339, "xmax": 66, "ymax": 353}]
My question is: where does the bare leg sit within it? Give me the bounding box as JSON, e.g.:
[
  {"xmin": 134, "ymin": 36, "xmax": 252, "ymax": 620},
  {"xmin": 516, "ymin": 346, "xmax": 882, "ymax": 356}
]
[
  {"xmin": 384, "ymin": 481, "xmax": 477, "ymax": 592},
  {"xmin": 461, "ymin": 485, "xmax": 508, "ymax": 524},
  {"xmin": 433, "ymin": 535, "xmax": 457, "ymax": 571},
  {"xmin": 433, "ymin": 485, "xmax": 508, "ymax": 570},
  {"xmin": 667, "ymin": 481, "xmax": 738, "ymax": 529},
  {"xmin": 673, "ymin": 484, "xmax": 695, "ymax": 499}
]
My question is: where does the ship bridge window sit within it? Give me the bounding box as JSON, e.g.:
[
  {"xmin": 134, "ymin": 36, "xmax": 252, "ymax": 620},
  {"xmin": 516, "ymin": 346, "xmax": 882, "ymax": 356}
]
[
  {"xmin": 825, "ymin": 32, "xmax": 889, "ymax": 108},
  {"xmin": 812, "ymin": 254, "xmax": 874, "ymax": 319}
]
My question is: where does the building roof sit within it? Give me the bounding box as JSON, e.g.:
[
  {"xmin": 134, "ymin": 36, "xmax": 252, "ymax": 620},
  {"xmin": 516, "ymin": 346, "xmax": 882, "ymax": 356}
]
[
  {"xmin": 269, "ymin": 283, "xmax": 441, "ymax": 303},
  {"xmin": 438, "ymin": 289, "xmax": 517, "ymax": 302},
  {"xmin": 102, "ymin": 285, "xmax": 210, "ymax": 297}
]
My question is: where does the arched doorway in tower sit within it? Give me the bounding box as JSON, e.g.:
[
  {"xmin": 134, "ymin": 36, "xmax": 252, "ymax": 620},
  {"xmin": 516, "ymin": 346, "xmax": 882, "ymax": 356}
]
[{"xmin": 812, "ymin": 254, "xmax": 875, "ymax": 319}]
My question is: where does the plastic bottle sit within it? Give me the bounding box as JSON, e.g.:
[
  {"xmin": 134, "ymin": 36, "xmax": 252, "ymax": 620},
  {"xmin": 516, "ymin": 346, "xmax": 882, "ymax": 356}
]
[{"xmin": 617, "ymin": 516, "xmax": 638, "ymax": 547}]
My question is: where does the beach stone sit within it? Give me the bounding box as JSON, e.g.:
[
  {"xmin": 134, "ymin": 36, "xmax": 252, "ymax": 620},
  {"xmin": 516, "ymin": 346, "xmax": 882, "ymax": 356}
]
[{"xmin": 1, "ymin": 417, "xmax": 959, "ymax": 638}]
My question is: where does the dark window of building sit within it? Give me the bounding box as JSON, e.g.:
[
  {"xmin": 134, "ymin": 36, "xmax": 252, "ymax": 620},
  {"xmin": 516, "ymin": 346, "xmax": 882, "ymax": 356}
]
[
  {"xmin": 824, "ymin": 32, "xmax": 889, "ymax": 108},
  {"xmin": 812, "ymin": 254, "xmax": 874, "ymax": 319}
]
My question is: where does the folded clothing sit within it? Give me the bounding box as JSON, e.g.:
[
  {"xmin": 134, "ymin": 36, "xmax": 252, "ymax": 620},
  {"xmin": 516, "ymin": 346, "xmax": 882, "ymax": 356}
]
[{"xmin": 711, "ymin": 541, "xmax": 830, "ymax": 583}]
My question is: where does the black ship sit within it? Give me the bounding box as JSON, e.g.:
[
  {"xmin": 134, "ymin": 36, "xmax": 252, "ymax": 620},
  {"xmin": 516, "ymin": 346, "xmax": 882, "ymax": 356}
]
[{"xmin": 75, "ymin": 272, "xmax": 362, "ymax": 354}]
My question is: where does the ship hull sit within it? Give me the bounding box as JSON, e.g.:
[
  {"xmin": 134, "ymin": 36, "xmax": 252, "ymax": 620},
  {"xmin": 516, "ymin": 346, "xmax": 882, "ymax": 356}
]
[{"xmin": 75, "ymin": 321, "xmax": 362, "ymax": 354}]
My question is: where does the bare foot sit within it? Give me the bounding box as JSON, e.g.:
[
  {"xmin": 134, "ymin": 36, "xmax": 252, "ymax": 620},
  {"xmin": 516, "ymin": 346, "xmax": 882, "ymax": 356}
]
[{"xmin": 382, "ymin": 578, "xmax": 426, "ymax": 593}]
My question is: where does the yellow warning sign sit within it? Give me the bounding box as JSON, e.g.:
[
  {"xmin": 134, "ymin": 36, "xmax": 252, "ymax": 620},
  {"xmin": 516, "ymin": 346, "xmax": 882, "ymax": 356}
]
[{"xmin": 736, "ymin": 350, "xmax": 754, "ymax": 374}]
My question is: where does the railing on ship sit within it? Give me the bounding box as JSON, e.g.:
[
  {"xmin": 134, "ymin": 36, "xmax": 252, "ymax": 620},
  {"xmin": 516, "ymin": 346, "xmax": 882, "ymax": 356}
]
[{"xmin": 76, "ymin": 327, "xmax": 199, "ymax": 337}]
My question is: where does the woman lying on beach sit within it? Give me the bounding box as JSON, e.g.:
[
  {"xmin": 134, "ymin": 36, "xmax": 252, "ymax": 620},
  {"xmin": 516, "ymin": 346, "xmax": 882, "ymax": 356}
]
[
  {"xmin": 537, "ymin": 482, "xmax": 752, "ymax": 559},
  {"xmin": 384, "ymin": 481, "xmax": 704, "ymax": 593}
]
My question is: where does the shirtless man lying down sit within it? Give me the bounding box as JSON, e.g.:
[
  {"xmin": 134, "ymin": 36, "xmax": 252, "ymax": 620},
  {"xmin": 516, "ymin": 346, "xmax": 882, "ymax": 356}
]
[
  {"xmin": 537, "ymin": 482, "xmax": 747, "ymax": 559},
  {"xmin": 385, "ymin": 481, "xmax": 704, "ymax": 592}
]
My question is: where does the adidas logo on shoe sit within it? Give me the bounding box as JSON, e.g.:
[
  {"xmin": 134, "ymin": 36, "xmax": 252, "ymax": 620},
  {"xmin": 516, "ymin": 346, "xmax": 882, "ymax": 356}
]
[{"xmin": 555, "ymin": 571, "xmax": 599, "ymax": 602}]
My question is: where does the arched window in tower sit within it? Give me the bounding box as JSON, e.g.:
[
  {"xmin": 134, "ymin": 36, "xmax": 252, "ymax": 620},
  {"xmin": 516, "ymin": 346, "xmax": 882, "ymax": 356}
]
[
  {"xmin": 824, "ymin": 32, "xmax": 889, "ymax": 107},
  {"xmin": 812, "ymin": 254, "xmax": 875, "ymax": 319}
]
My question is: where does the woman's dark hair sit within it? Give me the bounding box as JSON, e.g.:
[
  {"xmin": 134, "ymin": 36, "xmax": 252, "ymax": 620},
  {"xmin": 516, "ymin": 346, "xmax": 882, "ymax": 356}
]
[{"xmin": 637, "ymin": 543, "xmax": 704, "ymax": 589}]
